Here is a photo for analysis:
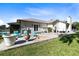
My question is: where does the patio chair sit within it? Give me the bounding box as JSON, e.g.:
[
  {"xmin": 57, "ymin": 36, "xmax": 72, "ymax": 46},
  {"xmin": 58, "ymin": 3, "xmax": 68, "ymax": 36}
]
[
  {"xmin": 22, "ymin": 30, "xmax": 30, "ymax": 41},
  {"xmin": 22, "ymin": 30, "xmax": 38, "ymax": 41},
  {"xmin": 28, "ymin": 31, "xmax": 38, "ymax": 41},
  {"xmin": 13, "ymin": 31, "xmax": 21, "ymax": 40},
  {"xmin": 13, "ymin": 31, "xmax": 20, "ymax": 35},
  {"xmin": 23, "ymin": 30, "xmax": 28, "ymax": 35}
]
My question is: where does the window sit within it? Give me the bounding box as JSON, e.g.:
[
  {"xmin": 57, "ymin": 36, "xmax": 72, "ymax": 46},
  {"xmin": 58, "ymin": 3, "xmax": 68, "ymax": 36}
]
[{"xmin": 34, "ymin": 25, "xmax": 38, "ymax": 31}]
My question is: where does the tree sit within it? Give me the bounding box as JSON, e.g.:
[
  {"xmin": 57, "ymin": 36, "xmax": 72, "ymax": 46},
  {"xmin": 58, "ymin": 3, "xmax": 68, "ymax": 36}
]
[{"xmin": 72, "ymin": 22, "xmax": 79, "ymax": 30}]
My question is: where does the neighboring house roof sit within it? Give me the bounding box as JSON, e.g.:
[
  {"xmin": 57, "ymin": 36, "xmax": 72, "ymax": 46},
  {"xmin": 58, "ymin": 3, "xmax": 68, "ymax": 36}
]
[
  {"xmin": 52, "ymin": 20, "xmax": 60, "ymax": 25},
  {"xmin": 46, "ymin": 19, "xmax": 54, "ymax": 23},
  {"xmin": 47, "ymin": 19, "xmax": 66, "ymax": 25},
  {"xmin": 17, "ymin": 18, "xmax": 48, "ymax": 23}
]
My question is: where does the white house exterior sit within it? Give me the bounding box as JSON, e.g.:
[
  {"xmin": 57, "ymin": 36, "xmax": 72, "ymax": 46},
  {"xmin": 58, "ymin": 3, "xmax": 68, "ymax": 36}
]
[
  {"xmin": 8, "ymin": 18, "xmax": 48, "ymax": 33},
  {"xmin": 47, "ymin": 16, "xmax": 72, "ymax": 33},
  {"xmin": 8, "ymin": 17, "xmax": 72, "ymax": 33},
  {"xmin": 47, "ymin": 20, "xmax": 67, "ymax": 33},
  {"xmin": 54, "ymin": 22, "xmax": 66, "ymax": 33},
  {"xmin": 18, "ymin": 19, "xmax": 48, "ymax": 34}
]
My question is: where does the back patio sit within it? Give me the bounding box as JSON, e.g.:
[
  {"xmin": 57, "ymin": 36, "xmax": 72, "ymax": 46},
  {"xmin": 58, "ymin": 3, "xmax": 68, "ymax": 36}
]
[{"xmin": 0, "ymin": 33, "xmax": 58, "ymax": 51}]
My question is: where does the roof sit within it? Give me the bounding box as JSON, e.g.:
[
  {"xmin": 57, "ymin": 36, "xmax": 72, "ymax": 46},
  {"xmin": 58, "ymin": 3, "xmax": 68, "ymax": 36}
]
[
  {"xmin": 17, "ymin": 18, "xmax": 48, "ymax": 23},
  {"xmin": 8, "ymin": 18, "xmax": 67, "ymax": 25},
  {"xmin": 8, "ymin": 22, "xmax": 20, "ymax": 25},
  {"xmin": 52, "ymin": 20, "xmax": 60, "ymax": 25},
  {"xmin": 49, "ymin": 20, "xmax": 67, "ymax": 25}
]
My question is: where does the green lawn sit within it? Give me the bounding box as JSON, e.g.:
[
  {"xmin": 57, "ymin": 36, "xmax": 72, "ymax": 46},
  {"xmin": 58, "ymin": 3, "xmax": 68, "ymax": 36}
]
[{"xmin": 0, "ymin": 32, "xmax": 79, "ymax": 56}]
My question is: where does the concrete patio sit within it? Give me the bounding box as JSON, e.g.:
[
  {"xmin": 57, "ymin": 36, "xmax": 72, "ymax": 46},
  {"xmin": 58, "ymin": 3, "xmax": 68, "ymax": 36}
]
[{"xmin": 0, "ymin": 33, "xmax": 59, "ymax": 51}]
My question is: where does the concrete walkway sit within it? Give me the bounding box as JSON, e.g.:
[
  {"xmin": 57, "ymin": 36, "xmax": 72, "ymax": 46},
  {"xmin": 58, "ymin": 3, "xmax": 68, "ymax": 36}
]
[{"xmin": 0, "ymin": 33, "xmax": 59, "ymax": 51}]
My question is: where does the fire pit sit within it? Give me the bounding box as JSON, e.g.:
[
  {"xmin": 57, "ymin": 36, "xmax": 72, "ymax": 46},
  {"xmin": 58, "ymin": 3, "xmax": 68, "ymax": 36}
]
[{"xmin": 2, "ymin": 34, "xmax": 16, "ymax": 46}]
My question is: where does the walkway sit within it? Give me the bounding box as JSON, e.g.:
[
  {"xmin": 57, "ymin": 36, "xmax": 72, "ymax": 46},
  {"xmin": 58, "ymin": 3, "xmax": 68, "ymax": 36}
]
[{"xmin": 0, "ymin": 33, "xmax": 59, "ymax": 51}]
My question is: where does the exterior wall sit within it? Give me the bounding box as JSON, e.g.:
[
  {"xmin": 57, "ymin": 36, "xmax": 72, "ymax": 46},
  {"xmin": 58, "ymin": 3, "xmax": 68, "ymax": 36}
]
[
  {"xmin": 20, "ymin": 21, "xmax": 33, "ymax": 33},
  {"xmin": 17, "ymin": 20, "xmax": 67, "ymax": 33},
  {"xmin": 19, "ymin": 21, "xmax": 48, "ymax": 33},
  {"xmin": 40, "ymin": 23, "xmax": 48, "ymax": 32},
  {"xmin": 54, "ymin": 22, "xmax": 66, "ymax": 32},
  {"xmin": 48, "ymin": 24, "xmax": 53, "ymax": 28},
  {"xmin": 47, "ymin": 23, "xmax": 54, "ymax": 32}
]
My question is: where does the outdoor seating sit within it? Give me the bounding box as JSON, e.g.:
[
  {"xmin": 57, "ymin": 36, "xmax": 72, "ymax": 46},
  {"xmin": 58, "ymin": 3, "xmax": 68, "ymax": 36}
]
[
  {"xmin": 23, "ymin": 30, "xmax": 28, "ymax": 35},
  {"xmin": 13, "ymin": 31, "xmax": 20, "ymax": 36},
  {"xmin": 1, "ymin": 30, "xmax": 40, "ymax": 47},
  {"xmin": 28, "ymin": 32, "xmax": 36, "ymax": 41},
  {"xmin": 28, "ymin": 31, "xmax": 39, "ymax": 41},
  {"xmin": 17, "ymin": 30, "xmax": 37, "ymax": 41},
  {"xmin": 22, "ymin": 30, "xmax": 30, "ymax": 41},
  {"xmin": 13, "ymin": 31, "xmax": 22, "ymax": 40}
]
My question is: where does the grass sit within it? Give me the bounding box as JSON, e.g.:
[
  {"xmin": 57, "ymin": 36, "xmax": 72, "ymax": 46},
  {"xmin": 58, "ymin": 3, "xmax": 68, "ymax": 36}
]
[{"xmin": 0, "ymin": 32, "xmax": 79, "ymax": 56}]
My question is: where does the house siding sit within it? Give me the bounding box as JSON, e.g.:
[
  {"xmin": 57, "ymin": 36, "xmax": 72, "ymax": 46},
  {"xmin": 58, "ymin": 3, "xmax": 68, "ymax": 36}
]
[{"xmin": 19, "ymin": 20, "xmax": 48, "ymax": 34}]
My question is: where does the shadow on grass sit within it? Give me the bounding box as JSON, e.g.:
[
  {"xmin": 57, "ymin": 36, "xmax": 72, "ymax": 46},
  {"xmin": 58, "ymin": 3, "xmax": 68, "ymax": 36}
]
[{"xmin": 59, "ymin": 32, "xmax": 79, "ymax": 45}]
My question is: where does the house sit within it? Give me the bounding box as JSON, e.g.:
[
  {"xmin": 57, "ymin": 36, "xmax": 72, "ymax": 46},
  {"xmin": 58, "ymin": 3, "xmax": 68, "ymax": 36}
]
[
  {"xmin": 8, "ymin": 16, "xmax": 72, "ymax": 34},
  {"xmin": 8, "ymin": 18, "xmax": 48, "ymax": 34},
  {"xmin": 47, "ymin": 20, "xmax": 67, "ymax": 33},
  {"xmin": 54, "ymin": 21, "xmax": 66, "ymax": 33},
  {"xmin": 47, "ymin": 16, "xmax": 72, "ymax": 33}
]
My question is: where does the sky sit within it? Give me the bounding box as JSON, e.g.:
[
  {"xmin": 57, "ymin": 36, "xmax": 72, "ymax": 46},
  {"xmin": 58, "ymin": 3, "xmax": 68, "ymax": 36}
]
[{"xmin": 0, "ymin": 3, "xmax": 79, "ymax": 23}]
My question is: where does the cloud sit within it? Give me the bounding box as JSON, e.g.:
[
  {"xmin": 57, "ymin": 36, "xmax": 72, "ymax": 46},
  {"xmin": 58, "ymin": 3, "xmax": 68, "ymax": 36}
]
[
  {"xmin": 2, "ymin": 4, "xmax": 79, "ymax": 23},
  {"xmin": 4, "ymin": 17, "xmax": 25, "ymax": 23},
  {"xmin": 0, "ymin": 19, "xmax": 9, "ymax": 27},
  {"xmin": 0, "ymin": 19, "xmax": 6, "ymax": 25},
  {"xmin": 25, "ymin": 4, "xmax": 79, "ymax": 21},
  {"xmin": 25, "ymin": 7, "xmax": 71, "ymax": 20},
  {"xmin": 25, "ymin": 8, "xmax": 53, "ymax": 16}
]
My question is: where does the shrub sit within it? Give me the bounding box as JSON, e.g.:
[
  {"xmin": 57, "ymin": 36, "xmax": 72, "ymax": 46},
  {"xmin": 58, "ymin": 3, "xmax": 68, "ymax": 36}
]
[
  {"xmin": 48, "ymin": 27, "xmax": 52, "ymax": 33},
  {"xmin": 72, "ymin": 22, "xmax": 79, "ymax": 30}
]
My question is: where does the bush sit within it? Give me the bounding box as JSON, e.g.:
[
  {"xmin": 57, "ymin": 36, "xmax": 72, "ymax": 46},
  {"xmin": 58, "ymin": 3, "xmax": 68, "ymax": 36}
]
[
  {"xmin": 48, "ymin": 27, "xmax": 52, "ymax": 33},
  {"xmin": 73, "ymin": 22, "xmax": 79, "ymax": 30}
]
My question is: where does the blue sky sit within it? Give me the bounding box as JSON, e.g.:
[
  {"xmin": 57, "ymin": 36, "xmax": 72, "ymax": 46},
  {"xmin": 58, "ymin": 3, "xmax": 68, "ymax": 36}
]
[{"xmin": 0, "ymin": 3, "xmax": 79, "ymax": 23}]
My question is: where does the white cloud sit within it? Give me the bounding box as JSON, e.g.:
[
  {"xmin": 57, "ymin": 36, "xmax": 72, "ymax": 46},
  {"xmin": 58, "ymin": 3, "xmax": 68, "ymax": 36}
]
[
  {"xmin": 25, "ymin": 8, "xmax": 53, "ymax": 16},
  {"xmin": 0, "ymin": 19, "xmax": 9, "ymax": 27},
  {"xmin": 25, "ymin": 7, "xmax": 69, "ymax": 20},
  {"xmin": 25, "ymin": 5, "xmax": 79, "ymax": 22},
  {"xmin": 0, "ymin": 20, "xmax": 6, "ymax": 25},
  {"xmin": 4, "ymin": 17, "xmax": 24, "ymax": 23},
  {"xmin": 6, "ymin": 4, "xmax": 79, "ymax": 22}
]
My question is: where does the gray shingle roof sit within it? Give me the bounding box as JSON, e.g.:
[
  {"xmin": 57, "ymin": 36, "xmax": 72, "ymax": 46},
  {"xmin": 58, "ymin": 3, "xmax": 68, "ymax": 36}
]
[{"xmin": 17, "ymin": 18, "xmax": 48, "ymax": 23}]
